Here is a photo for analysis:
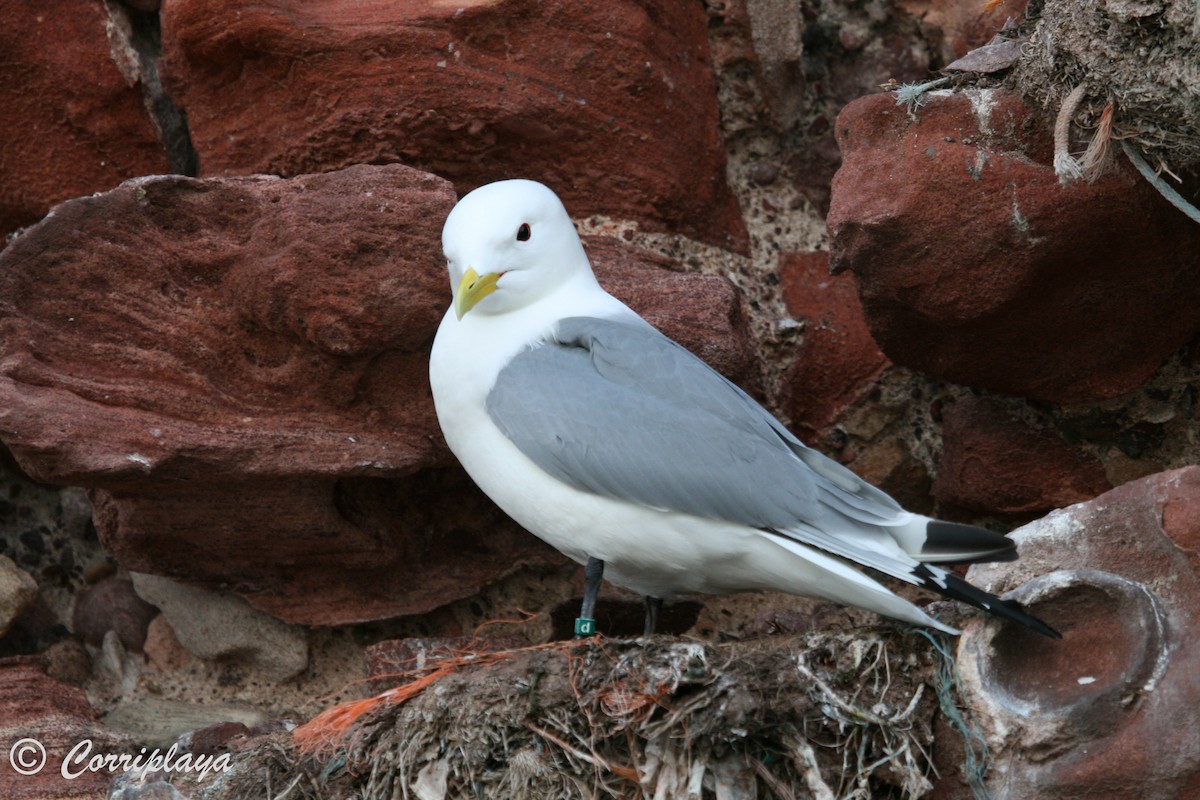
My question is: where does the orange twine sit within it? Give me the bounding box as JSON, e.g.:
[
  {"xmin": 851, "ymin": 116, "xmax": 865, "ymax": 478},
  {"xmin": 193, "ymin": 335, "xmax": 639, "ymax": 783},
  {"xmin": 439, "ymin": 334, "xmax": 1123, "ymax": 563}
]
[{"xmin": 291, "ymin": 635, "xmax": 603, "ymax": 757}]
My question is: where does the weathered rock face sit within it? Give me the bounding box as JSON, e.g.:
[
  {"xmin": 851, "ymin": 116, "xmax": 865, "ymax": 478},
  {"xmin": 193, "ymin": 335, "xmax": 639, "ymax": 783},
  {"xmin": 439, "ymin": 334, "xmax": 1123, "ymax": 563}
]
[
  {"xmin": 933, "ymin": 396, "xmax": 1111, "ymax": 520},
  {"xmin": 91, "ymin": 470, "xmax": 563, "ymax": 626},
  {"xmin": 0, "ymin": 556, "xmax": 38, "ymax": 638},
  {"xmin": 0, "ymin": 165, "xmax": 758, "ymax": 626},
  {"xmin": 953, "ymin": 467, "xmax": 1200, "ymax": 799},
  {"xmin": 828, "ymin": 89, "xmax": 1200, "ymax": 404},
  {"xmin": 0, "ymin": 164, "xmax": 455, "ymax": 487},
  {"xmin": 777, "ymin": 251, "xmax": 889, "ymax": 437},
  {"xmin": 130, "ymin": 573, "xmax": 309, "ymax": 682},
  {"xmin": 585, "ymin": 237, "xmax": 760, "ymax": 390},
  {"xmin": 897, "ymin": 0, "xmax": 1030, "ymax": 62},
  {"xmin": 158, "ymin": 0, "xmax": 747, "ymax": 253},
  {"xmin": 739, "ymin": 0, "xmax": 941, "ymax": 213},
  {"xmin": 0, "ymin": 656, "xmax": 130, "ymax": 799},
  {"xmin": 0, "ymin": 0, "xmax": 171, "ymax": 238}
]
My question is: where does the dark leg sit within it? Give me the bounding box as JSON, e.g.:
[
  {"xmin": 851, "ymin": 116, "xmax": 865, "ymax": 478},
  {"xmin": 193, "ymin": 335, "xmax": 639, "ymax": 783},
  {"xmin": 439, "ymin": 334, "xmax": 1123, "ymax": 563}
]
[
  {"xmin": 644, "ymin": 596, "xmax": 663, "ymax": 637},
  {"xmin": 576, "ymin": 557, "xmax": 604, "ymax": 637}
]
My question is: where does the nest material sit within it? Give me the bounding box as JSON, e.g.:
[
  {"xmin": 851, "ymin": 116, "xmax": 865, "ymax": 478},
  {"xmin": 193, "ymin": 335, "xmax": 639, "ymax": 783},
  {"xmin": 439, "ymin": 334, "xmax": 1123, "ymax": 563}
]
[
  {"xmin": 1010, "ymin": 0, "xmax": 1200, "ymax": 181},
  {"xmin": 175, "ymin": 628, "xmax": 975, "ymax": 800}
]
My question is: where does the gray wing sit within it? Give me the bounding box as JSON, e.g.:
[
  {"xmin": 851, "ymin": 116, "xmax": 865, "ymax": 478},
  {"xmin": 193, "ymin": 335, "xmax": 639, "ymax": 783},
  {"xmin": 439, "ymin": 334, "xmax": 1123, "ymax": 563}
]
[{"xmin": 486, "ymin": 316, "xmax": 905, "ymax": 530}]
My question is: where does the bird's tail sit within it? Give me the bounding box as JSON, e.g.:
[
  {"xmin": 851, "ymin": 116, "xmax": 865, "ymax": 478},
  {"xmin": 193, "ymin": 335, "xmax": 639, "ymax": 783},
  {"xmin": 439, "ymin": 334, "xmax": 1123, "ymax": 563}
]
[
  {"xmin": 911, "ymin": 562, "xmax": 1061, "ymax": 640},
  {"xmin": 910, "ymin": 519, "xmax": 1018, "ymax": 564},
  {"xmin": 768, "ymin": 517, "xmax": 1062, "ymax": 639}
]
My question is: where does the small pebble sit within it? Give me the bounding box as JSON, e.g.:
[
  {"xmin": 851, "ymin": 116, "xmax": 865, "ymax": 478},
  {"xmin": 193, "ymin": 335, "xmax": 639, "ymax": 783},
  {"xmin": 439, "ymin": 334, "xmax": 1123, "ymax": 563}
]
[{"xmin": 748, "ymin": 162, "xmax": 781, "ymax": 186}]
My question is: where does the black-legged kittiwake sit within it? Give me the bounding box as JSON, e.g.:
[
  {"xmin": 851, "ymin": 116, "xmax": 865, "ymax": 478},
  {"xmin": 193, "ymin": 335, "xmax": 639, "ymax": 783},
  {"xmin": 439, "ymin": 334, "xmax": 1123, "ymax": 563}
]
[{"xmin": 429, "ymin": 179, "xmax": 1059, "ymax": 640}]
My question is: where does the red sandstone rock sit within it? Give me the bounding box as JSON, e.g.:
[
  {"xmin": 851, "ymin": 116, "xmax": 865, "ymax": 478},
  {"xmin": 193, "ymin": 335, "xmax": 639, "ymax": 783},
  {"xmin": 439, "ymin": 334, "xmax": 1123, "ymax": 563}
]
[
  {"xmin": 949, "ymin": 467, "xmax": 1200, "ymax": 799},
  {"xmin": 0, "ymin": 165, "xmax": 455, "ymax": 487},
  {"xmin": 94, "ymin": 470, "xmax": 560, "ymax": 626},
  {"xmin": 159, "ymin": 0, "xmax": 747, "ymax": 253},
  {"xmin": 0, "ymin": 656, "xmax": 129, "ymax": 799},
  {"xmin": 777, "ymin": 251, "xmax": 889, "ymax": 437},
  {"xmin": 588, "ymin": 237, "xmax": 760, "ymax": 392},
  {"xmin": 188, "ymin": 721, "xmax": 250, "ymax": 756},
  {"xmin": 828, "ymin": 89, "xmax": 1200, "ymax": 404},
  {"xmin": 0, "ymin": 0, "xmax": 170, "ymax": 239},
  {"xmin": 0, "ymin": 166, "xmax": 757, "ymax": 626},
  {"xmin": 898, "ymin": 0, "xmax": 1029, "ymax": 62},
  {"xmin": 933, "ymin": 396, "xmax": 1111, "ymax": 519}
]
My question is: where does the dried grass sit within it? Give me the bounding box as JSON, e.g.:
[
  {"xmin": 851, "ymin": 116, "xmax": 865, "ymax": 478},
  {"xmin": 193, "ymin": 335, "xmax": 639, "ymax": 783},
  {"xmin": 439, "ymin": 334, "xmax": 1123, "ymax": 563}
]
[{"xmin": 173, "ymin": 627, "xmax": 971, "ymax": 800}]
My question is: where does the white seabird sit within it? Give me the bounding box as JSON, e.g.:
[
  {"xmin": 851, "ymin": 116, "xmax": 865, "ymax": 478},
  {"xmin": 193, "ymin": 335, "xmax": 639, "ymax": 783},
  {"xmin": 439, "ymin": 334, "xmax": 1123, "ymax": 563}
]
[{"xmin": 429, "ymin": 179, "xmax": 1059, "ymax": 639}]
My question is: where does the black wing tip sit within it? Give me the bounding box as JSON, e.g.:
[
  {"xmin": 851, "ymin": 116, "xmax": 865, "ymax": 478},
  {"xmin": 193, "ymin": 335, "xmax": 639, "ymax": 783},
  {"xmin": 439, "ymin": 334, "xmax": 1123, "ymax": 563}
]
[
  {"xmin": 924, "ymin": 520, "xmax": 1018, "ymax": 564},
  {"xmin": 988, "ymin": 596, "xmax": 1061, "ymax": 639},
  {"xmin": 1017, "ymin": 608, "xmax": 1062, "ymax": 639},
  {"xmin": 913, "ymin": 565, "xmax": 1061, "ymax": 640}
]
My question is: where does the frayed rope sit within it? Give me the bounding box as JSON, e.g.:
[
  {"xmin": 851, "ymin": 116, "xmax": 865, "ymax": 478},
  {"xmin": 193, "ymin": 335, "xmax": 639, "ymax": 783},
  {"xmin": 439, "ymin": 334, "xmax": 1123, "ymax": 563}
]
[{"xmin": 914, "ymin": 629, "xmax": 993, "ymax": 800}]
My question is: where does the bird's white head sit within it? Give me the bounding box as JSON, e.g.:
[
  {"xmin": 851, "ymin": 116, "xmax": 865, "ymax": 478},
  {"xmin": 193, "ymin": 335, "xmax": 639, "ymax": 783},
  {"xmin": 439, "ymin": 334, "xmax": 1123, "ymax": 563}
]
[{"xmin": 442, "ymin": 179, "xmax": 594, "ymax": 320}]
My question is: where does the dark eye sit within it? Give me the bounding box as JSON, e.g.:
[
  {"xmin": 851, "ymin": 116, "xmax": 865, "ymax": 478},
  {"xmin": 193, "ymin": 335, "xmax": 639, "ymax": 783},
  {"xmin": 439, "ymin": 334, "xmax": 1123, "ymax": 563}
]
[{"xmin": 516, "ymin": 223, "xmax": 531, "ymax": 242}]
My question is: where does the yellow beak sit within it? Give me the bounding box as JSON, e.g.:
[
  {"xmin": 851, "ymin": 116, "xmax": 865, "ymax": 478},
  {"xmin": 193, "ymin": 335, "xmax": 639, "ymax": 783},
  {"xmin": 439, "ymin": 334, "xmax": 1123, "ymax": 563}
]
[{"xmin": 453, "ymin": 268, "xmax": 501, "ymax": 320}]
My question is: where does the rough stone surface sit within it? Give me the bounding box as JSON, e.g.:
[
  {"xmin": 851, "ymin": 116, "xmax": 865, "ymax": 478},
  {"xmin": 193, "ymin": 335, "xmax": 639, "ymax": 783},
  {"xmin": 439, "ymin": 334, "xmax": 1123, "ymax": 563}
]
[
  {"xmin": 776, "ymin": 251, "xmax": 889, "ymax": 437},
  {"xmin": 130, "ymin": 573, "xmax": 308, "ymax": 682},
  {"xmin": 0, "ymin": 656, "xmax": 129, "ymax": 799},
  {"xmin": 0, "ymin": 165, "xmax": 456, "ymax": 487},
  {"xmin": 42, "ymin": 638, "xmax": 93, "ymax": 688},
  {"xmin": 954, "ymin": 467, "xmax": 1200, "ymax": 799},
  {"xmin": 159, "ymin": 0, "xmax": 747, "ymax": 252},
  {"xmin": 847, "ymin": 438, "xmax": 934, "ymax": 515},
  {"xmin": 0, "ymin": 555, "xmax": 38, "ymax": 638},
  {"xmin": 933, "ymin": 396, "xmax": 1111, "ymax": 519},
  {"xmin": 141, "ymin": 614, "xmax": 190, "ymax": 672},
  {"xmin": 738, "ymin": 0, "xmax": 941, "ymax": 213},
  {"xmin": 71, "ymin": 578, "xmax": 158, "ymax": 652},
  {"xmin": 109, "ymin": 777, "xmax": 191, "ymax": 800},
  {"xmin": 0, "ymin": 165, "xmax": 756, "ymax": 626},
  {"xmin": 734, "ymin": 0, "xmax": 1034, "ymax": 216},
  {"xmin": 0, "ymin": 0, "xmax": 171, "ymax": 238},
  {"xmin": 828, "ymin": 89, "xmax": 1200, "ymax": 404},
  {"xmin": 898, "ymin": 0, "xmax": 1029, "ymax": 62},
  {"xmin": 102, "ymin": 696, "xmax": 266, "ymax": 750},
  {"xmin": 743, "ymin": 0, "xmax": 807, "ymax": 130},
  {"xmin": 586, "ymin": 236, "xmax": 761, "ymax": 392},
  {"xmin": 93, "ymin": 471, "xmax": 564, "ymax": 627},
  {"xmin": 188, "ymin": 721, "xmax": 251, "ymax": 756}
]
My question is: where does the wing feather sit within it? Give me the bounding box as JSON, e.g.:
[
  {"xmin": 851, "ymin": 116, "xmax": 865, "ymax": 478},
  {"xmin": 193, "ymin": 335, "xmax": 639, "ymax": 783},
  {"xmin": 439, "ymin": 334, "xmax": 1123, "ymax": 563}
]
[{"xmin": 486, "ymin": 316, "xmax": 904, "ymax": 531}]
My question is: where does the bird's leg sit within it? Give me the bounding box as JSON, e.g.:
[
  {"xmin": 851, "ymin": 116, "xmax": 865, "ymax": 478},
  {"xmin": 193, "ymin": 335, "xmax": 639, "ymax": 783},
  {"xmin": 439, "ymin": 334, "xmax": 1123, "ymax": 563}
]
[
  {"xmin": 643, "ymin": 596, "xmax": 663, "ymax": 637},
  {"xmin": 575, "ymin": 556, "xmax": 604, "ymax": 637}
]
